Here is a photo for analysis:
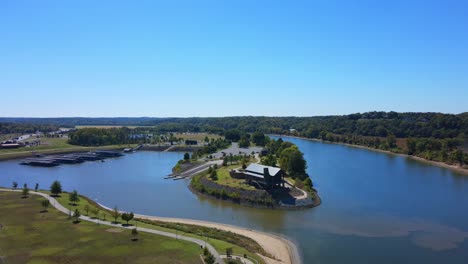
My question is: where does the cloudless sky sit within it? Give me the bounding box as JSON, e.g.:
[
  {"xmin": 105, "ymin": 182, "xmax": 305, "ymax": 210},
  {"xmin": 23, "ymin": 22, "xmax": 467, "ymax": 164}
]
[{"xmin": 1, "ymin": 0, "xmax": 467, "ymax": 117}]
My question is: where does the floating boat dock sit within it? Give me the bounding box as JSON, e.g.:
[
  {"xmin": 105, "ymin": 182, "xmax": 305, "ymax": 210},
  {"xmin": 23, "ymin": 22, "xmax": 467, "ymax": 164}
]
[{"xmin": 20, "ymin": 150, "xmax": 124, "ymax": 167}]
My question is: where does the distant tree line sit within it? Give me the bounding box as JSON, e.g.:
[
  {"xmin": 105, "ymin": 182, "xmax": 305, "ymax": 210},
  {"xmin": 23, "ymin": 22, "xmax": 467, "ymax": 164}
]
[
  {"xmin": 2, "ymin": 112, "xmax": 467, "ymax": 139},
  {"xmin": 68, "ymin": 127, "xmax": 143, "ymax": 146},
  {"xmin": 0, "ymin": 123, "xmax": 61, "ymax": 134},
  {"xmin": 11, "ymin": 111, "xmax": 467, "ymax": 166}
]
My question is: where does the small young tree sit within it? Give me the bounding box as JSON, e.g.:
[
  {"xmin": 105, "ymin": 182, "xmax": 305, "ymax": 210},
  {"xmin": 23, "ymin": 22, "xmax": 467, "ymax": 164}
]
[
  {"xmin": 121, "ymin": 212, "xmax": 134, "ymax": 225},
  {"xmin": 209, "ymin": 169, "xmax": 218, "ymax": 180},
  {"xmin": 91, "ymin": 207, "xmax": 100, "ymax": 219},
  {"xmin": 73, "ymin": 209, "xmax": 81, "ymax": 223},
  {"xmin": 34, "ymin": 183, "xmax": 39, "ymax": 192},
  {"xmin": 303, "ymin": 177, "xmax": 313, "ymax": 189},
  {"xmin": 207, "ymin": 166, "xmax": 213, "ymax": 174},
  {"xmin": 68, "ymin": 190, "xmax": 80, "ymax": 205},
  {"xmin": 226, "ymin": 247, "xmax": 233, "ymax": 257},
  {"xmin": 84, "ymin": 204, "xmax": 90, "ymax": 216},
  {"xmin": 183, "ymin": 152, "xmax": 190, "ymax": 161},
  {"xmin": 205, "ymin": 253, "xmax": 215, "ymax": 264},
  {"xmin": 112, "ymin": 206, "xmax": 120, "ymax": 223},
  {"xmin": 131, "ymin": 228, "xmax": 138, "ymax": 241},
  {"xmin": 22, "ymin": 184, "xmax": 29, "ymax": 198},
  {"xmin": 50, "ymin": 181, "xmax": 62, "ymax": 197},
  {"xmin": 12, "ymin": 181, "xmax": 18, "ymax": 190},
  {"xmin": 41, "ymin": 199, "xmax": 50, "ymax": 212}
]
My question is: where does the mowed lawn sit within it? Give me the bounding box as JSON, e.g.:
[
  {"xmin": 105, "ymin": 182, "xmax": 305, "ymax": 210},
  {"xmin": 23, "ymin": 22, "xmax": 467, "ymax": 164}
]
[
  {"xmin": 214, "ymin": 165, "xmax": 256, "ymax": 191},
  {"xmin": 174, "ymin": 133, "xmax": 222, "ymax": 142},
  {"xmin": 0, "ymin": 192, "xmax": 202, "ymax": 264}
]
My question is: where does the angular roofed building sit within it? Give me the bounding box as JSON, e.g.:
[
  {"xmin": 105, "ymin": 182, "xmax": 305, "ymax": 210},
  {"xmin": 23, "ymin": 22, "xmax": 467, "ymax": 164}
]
[{"xmin": 243, "ymin": 163, "xmax": 285, "ymax": 189}]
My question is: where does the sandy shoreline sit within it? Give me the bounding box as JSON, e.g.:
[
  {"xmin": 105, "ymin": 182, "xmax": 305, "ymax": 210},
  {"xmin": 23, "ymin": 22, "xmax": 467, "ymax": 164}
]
[
  {"xmin": 98, "ymin": 203, "xmax": 300, "ymax": 264},
  {"xmin": 270, "ymin": 134, "xmax": 468, "ymax": 176}
]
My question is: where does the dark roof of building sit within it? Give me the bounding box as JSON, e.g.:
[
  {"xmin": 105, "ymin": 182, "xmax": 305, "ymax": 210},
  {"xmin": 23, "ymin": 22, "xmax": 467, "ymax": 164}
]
[{"xmin": 244, "ymin": 163, "xmax": 282, "ymax": 179}]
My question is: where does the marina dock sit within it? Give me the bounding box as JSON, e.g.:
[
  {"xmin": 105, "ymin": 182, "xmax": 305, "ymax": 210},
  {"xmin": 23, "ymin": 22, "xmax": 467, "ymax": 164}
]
[{"xmin": 20, "ymin": 150, "xmax": 124, "ymax": 167}]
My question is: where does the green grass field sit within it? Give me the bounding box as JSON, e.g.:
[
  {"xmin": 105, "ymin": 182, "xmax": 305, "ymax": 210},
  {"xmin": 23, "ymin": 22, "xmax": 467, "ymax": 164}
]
[
  {"xmin": 2, "ymin": 137, "xmax": 73, "ymax": 153},
  {"xmin": 0, "ymin": 192, "xmax": 202, "ymax": 264},
  {"xmin": 212, "ymin": 156, "xmax": 259, "ymax": 191},
  {"xmin": 48, "ymin": 191, "xmax": 264, "ymax": 264},
  {"xmin": 214, "ymin": 165, "xmax": 256, "ymax": 191},
  {"xmin": 174, "ymin": 133, "xmax": 222, "ymax": 142}
]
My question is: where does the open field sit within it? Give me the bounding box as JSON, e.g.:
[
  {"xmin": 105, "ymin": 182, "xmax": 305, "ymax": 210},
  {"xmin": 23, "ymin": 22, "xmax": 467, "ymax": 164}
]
[
  {"xmin": 0, "ymin": 191, "xmax": 202, "ymax": 264},
  {"xmin": 174, "ymin": 133, "xmax": 222, "ymax": 142},
  {"xmin": 49, "ymin": 190, "xmax": 265, "ymax": 264},
  {"xmin": 0, "ymin": 133, "xmax": 22, "ymax": 141},
  {"xmin": 0, "ymin": 137, "xmax": 73, "ymax": 154}
]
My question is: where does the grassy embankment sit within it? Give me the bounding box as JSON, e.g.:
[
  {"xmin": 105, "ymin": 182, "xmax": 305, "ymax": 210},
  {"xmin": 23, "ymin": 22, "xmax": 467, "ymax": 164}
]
[
  {"xmin": 0, "ymin": 137, "xmax": 136, "ymax": 161},
  {"xmin": 0, "ymin": 191, "xmax": 201, "ymax": 264},
  {"xmin": 47, "ymin": 190, "xmax": 265, "ymax": 264},
  {"xmin": 214, "ymin": 164, "xmax": 256, "ymax": 191}
]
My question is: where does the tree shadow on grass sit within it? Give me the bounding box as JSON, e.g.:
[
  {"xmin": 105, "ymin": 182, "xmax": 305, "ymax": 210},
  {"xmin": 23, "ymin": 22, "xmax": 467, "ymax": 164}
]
[
  {"xmin": 39, "ymin": 210, "xmax": 48, "ymax": 213},
  {"xmin": 72, "ymin": 220, "xmax": 81, "ymax": 224},
  {"xmin": 122, "ymin": 223, "xmax": 134, "ymax": 227}
]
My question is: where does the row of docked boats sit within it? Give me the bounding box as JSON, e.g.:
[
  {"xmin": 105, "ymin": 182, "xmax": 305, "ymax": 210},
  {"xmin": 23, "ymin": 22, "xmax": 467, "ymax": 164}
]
[{"xmin": 20, "ymin": 150, "xmax": 124, "ymax": 167}]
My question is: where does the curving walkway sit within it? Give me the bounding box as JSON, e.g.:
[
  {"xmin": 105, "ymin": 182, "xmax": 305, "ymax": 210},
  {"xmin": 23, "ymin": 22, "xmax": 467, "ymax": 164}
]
[
  {"xmin": 0, "ymin": 189, "xmax": 223, "ymax": 264},
  {"xmin": 220, "ymin": 254, "xmax": 257, "ymax": 264}
]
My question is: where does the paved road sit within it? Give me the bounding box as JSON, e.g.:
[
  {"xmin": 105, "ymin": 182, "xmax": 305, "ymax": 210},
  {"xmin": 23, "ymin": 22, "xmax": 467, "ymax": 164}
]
[
  {"xmin": 0, "ymin": 189, "xmax": 223, "ymax": 264},
  {"xmin": 171, "ymin": 160, "xmax": 224, "ymax": 179},
  {"xmin": 163, "ymin": 145, "xmax": 177, "ymax": 152}
]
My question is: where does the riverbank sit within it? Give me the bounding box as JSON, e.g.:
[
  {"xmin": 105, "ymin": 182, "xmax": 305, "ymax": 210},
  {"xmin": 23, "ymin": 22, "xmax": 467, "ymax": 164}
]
[
  {"xmin": 133, "ymin": 214, "xmax": 299, "ymax": 264},
  {"xmin": 96, "ymin": 203, "xmax": 300, "ymax": 264},
  {"xmin": 190, "ymin": 176, "xmax": 318, "ymax": 211},
  {"xmin": 270, "ymin": 134, "xmax": 468, "ymax": 176},
  {"xmin": 0, "ymin": 144, "xmax": 137, "ymax": 161},
  {"xmin": 0, "ymin": 144, "xmax": 202, "ymax": 162}
]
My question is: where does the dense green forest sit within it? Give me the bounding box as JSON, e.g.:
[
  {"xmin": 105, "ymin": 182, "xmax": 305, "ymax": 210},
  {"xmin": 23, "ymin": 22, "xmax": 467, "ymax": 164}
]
[
  {"xmin": 2, "ymin": 112, "xmax": 467, "ymax": 166},
  {"xmin": 1, "ymin": 112, "xmax": 467, "ymax": 138},
  {"xmin": 67, "ymin": 127, "xmax": 138, "ymax": 146},
  {"xmin": 0, "ymin": 123, "xmax": 60, "ymax": 134}
]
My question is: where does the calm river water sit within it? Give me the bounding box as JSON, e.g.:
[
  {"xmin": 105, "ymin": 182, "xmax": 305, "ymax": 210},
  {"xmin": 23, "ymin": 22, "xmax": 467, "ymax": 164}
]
[{"xmin": 1, "ymin": 137, "xmax": 468, "ymax": 263}]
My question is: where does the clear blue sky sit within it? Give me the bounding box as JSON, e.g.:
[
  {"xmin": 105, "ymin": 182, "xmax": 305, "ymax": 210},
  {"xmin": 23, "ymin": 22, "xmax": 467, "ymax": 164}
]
[{"xmin": 1, "ymin": 0, "xmax": 467, "ymax": 117}]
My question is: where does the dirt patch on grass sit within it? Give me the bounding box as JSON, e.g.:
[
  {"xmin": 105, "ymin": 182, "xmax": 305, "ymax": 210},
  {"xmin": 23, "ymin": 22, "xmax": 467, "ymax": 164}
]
[{"xmin": 106, "ymin": 228, "xmax": 124, "ymax": 233}]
